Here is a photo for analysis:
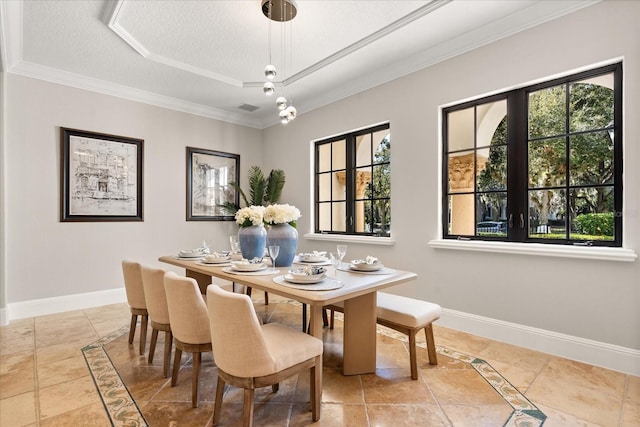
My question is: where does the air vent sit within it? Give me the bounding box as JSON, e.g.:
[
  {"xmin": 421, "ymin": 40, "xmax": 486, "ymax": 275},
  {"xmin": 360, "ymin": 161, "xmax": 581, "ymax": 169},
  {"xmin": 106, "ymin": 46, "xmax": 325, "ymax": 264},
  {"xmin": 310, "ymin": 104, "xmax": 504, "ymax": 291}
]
[{"xmin": 238, "ymin": 103, "xmax": 259, "ymax": 112}]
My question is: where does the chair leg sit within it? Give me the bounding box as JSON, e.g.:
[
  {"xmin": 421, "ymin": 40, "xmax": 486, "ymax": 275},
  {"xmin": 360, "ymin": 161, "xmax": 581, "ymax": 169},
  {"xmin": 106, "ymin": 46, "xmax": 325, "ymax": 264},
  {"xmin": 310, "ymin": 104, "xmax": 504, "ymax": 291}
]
[
  {"xmin": 311, "ymin": 355, "xmax": 322, "ymax": 421},
  {"xmin": 171, "ymin": 347, "xmax": 182, "ymax": 386},
  {"xmin": 148, "ymin": 328, "xmax": 158, "ymax": 364},
  {"xmin": 163, "ymin": 330, "xmax": 173, "ymax": 378},
  {"xmin": 409, "ymin": 329, "xmax": 418, "ymax": 380},
  {"xmin": 242, "ymin": 388, "xmax": 255, "ymax": 427},
  {"xmin": 128, "ymin": 314, "xmax": 137, "ymax": 344},
  {"xmin": 192, "ymin": 351, "xmax": 201, "ymax": 408},
  {"xmin": 139, "ymin": 314, "xmax": 148, "ymax": 355},
  {"xmin": 424, "ymin": 323, "xmax": 438, "ymax": 365},
  {"xmin": 213, "ymin": 377, "xmax": 225, "ymax": 425},
  {"xmin": 301, "ymin": 304, "xmax": 307, "ymax": 332}
]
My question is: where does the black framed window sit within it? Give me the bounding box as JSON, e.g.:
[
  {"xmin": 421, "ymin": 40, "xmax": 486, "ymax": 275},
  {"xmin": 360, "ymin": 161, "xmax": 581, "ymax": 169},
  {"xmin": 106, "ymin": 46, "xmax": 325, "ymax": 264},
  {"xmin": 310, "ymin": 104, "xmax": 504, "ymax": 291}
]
[
  {"xmin": 315, "ymin": 123, "xmax": 391, "ymax": 237},
  {"xmin": 443, "ymin": 63, "xmax": 622, "ymax": 247}
]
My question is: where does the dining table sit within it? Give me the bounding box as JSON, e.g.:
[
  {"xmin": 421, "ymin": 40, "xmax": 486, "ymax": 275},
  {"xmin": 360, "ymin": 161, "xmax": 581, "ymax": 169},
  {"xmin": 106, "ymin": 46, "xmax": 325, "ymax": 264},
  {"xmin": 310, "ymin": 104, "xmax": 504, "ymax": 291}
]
[{"xmin": 158, "ymin": 255, "xmax": 417, "ymax": 375}]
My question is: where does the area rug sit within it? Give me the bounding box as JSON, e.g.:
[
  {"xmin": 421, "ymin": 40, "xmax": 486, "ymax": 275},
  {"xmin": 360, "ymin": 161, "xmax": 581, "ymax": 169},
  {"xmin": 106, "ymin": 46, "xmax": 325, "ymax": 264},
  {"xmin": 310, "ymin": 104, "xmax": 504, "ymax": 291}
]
[{"xmin": 83, "ymin": 321, "xmax": 546, "ymax": 427}]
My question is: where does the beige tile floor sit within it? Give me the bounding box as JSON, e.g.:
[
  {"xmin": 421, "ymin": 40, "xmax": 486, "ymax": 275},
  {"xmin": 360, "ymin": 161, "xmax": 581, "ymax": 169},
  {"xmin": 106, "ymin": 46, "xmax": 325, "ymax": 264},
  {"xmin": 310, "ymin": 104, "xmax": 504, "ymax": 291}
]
[{"xmin": 1, "ymin": 293, "xmax": 638, "ymax": 427}]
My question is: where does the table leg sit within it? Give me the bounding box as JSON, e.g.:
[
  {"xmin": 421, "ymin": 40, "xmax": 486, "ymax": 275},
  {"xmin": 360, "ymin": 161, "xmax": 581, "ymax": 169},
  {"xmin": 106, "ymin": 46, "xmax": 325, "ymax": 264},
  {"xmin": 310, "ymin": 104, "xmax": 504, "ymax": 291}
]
[
  {"xmin": 308, "ymin": 304, "xmax": 323, "ymax": 339},
  {"xmin": 343, "ymin": 293, "xmax": 377, "ymax": 375},
  {"xmin": 186, "ymin": 270, "xmax": 211, "ymax": 294}
]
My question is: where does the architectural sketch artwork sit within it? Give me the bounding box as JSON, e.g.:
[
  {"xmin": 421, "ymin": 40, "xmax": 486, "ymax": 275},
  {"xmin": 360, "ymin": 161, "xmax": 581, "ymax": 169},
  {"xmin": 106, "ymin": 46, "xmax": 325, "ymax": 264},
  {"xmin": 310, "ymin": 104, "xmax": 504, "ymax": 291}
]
[
  {"xmin": 69, "ymin": 136, "xmax": 138, "ymax": 216},
  {"xmin": 190, "ymin": 152, "xmax": 236, "ymax": 217}
]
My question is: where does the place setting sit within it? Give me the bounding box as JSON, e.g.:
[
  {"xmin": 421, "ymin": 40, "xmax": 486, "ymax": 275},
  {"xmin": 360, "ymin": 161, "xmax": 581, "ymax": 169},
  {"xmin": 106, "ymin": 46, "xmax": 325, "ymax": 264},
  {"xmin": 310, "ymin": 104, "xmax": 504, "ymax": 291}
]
[
  {"xmin": 273, "ymin": 265, "xmax": 343, "ymax": 291},
  {"xmin": 293, "ymin": 251, "xmax": 332, "ymax": 266},
  {"xmin": 338, "ymin": 255, "xmax": 395, "ymax": 275},
  {"xmin": 175, "ymin": 247, "xmax": 207, "ymax": 260},
  {"xmin": 196, "ymin": 251, "xmax": 232, "ymax": 267},
  {"xmin": 221, "ymin": 257, "xmax": 279, "ymax": 276}
]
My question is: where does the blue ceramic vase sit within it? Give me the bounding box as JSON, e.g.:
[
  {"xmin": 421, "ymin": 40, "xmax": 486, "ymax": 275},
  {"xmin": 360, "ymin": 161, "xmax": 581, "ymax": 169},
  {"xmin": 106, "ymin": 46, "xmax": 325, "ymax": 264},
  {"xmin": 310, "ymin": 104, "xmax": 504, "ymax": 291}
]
[
  {"xmin": 266, "ymin": 223, "xmax": 298, "ymax": 267},
  {"xmin": 237, "ymin": 225, "xmax": 267, "ymax": 260}
]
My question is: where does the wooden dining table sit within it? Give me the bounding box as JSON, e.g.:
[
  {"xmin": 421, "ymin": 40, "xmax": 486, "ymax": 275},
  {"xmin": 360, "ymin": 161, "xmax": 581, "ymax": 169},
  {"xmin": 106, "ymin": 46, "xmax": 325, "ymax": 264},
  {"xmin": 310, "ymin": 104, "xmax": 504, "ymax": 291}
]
[{"xmin": 158, "ymin": 255, "xmax": 417, "ymax": 375}]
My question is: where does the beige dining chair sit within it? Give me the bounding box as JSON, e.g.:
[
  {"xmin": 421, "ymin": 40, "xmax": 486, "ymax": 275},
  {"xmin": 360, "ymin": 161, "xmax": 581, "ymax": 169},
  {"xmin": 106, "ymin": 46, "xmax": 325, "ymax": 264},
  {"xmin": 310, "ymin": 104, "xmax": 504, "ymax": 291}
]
[
  {"xmin": 122, "ymin": 260, "xmax": 148, "ymax": 355},
  {"xmin": 163, "ymin": 272, "xmax": 212, "ymax": 408},
  {"xmin": 206, "ymin": 284, "xmax": 323, "ymax": 426},
  {"xmin": 141, "ymin": 265, "xmax": 173, "ymax": 377}
]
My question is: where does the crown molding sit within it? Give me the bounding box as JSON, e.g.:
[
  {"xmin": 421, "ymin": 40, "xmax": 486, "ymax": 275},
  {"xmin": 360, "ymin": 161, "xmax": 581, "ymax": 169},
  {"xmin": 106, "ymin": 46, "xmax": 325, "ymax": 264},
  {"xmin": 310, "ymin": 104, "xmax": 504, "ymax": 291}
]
[
  {"xmin": 10, "ymin": 60, "xmax": 264, "ymax": 129},
  {"xmin": 0, "ymin": 0, "xmax": 23, "ymax": 72}
]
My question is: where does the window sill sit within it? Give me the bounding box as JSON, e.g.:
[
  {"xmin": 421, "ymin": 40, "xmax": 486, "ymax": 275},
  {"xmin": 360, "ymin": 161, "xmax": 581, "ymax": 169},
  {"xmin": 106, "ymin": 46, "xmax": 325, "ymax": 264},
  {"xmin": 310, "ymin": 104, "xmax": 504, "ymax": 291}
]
[
  {"xmin": 304, "ymin": 233, "xmax": 396, "ymax": 246},
  {"xmin": 428, "ymin": 239, "xmax": 637, "ymax": 262}
]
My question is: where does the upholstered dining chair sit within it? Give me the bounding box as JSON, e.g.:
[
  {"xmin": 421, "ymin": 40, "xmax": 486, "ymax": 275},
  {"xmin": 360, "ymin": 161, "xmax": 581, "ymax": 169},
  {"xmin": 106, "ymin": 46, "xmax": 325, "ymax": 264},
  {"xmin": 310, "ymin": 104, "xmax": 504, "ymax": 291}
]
[
  {"xmin": 163, "ymin": 272, "xmax": 212, "ymax": 408},
  {"xmin": 122, "ymin": 260, "xmax": 148, "ymax": 355},
  {"xmin": 206, "ymin": 285, "xmax": 323, "ymax": 426},
  {"xmin": 141, "ymin": 265, "xmax": 173, "ymax": 378}
]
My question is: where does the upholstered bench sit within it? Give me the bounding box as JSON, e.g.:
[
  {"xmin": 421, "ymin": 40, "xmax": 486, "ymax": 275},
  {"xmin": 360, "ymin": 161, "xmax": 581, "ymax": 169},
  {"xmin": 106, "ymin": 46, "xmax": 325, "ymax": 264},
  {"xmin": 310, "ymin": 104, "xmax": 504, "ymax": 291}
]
[{"xmin": 328, "ymin": 292, "xmax": 441, "ymax": 380}]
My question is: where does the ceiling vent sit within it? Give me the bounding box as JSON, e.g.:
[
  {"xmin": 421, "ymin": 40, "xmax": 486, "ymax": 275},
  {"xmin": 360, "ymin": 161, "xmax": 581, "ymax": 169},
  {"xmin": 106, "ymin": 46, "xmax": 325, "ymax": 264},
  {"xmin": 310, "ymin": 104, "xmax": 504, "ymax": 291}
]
[{"xmin": 238, "ymin": 103, "xmax": 259, "ymax": 112}]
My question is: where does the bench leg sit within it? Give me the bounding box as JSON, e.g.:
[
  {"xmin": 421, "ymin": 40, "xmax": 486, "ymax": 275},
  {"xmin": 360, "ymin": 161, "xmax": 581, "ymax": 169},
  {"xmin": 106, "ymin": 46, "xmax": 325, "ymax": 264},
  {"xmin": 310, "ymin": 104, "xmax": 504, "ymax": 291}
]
[
  {"xmin": 424, "ymin": 323, "xmax": 438, "ymax": 365},
  {"xmin": 409, "ymin": 329, "xmax": 418, "ymax": 380}
]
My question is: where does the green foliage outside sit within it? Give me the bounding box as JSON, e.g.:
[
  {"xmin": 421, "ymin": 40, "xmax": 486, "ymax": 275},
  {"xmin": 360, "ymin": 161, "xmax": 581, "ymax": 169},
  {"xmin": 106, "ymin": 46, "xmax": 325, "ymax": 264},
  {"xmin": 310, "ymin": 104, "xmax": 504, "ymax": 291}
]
[
  {"xmin": 574, "ymin": 212, "xmax": 614, "ymax": 236},
  {"xmin": 475, "ymin": 78, "xmax": 615, "ymax": 240}
]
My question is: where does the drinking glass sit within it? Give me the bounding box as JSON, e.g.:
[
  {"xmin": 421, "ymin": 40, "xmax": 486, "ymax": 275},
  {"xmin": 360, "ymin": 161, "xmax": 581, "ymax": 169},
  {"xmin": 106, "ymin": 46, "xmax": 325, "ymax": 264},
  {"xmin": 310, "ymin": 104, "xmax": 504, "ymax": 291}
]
[
  {"xmin": 268, "ymin": 245, "xmax": 280, "ymax": 268},
  {"xmin": 229, "ymin": 235, "xmax": 238, "ymax": 252},
  {"xmin": 329, "ymin": 252, "xmax": 340, "ymax": 278},
  {"xmin": 336, "ymin": 245, "xmax": 347, "ymax": 268}
]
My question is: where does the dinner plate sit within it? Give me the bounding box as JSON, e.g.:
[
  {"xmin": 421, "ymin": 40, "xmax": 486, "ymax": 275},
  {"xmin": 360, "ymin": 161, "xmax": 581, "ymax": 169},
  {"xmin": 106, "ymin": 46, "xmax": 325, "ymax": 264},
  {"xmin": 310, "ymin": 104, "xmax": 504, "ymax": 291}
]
[
  {"xmin": 177, "ymin": 254, "xmax": 203, "ymax": 259},
  {"xmin": 202, "ymin": 258, "xmax": 230, "ymax": 264},
  {"xmin": 231, "ymin": 264, "xmax": 267, "ymax": 272},
  {"xmin": 350, "ymin": 263, "xmax": 384, "ymax": 272},
  {"xmin": 283, "ymin": 274, "xmax": 325, "ymax": 284}
]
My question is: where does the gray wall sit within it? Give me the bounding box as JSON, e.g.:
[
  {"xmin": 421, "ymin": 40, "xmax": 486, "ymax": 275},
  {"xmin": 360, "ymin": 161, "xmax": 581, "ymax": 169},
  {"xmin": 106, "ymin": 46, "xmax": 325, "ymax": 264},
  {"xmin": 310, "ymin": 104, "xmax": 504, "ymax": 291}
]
[
  {"xmin": 262, "ymin": 1, "xmax": 640, "ymax": 351},
  {"xmin": 4, "ymin": 74, "xmax": 263, "ymax": 303}
]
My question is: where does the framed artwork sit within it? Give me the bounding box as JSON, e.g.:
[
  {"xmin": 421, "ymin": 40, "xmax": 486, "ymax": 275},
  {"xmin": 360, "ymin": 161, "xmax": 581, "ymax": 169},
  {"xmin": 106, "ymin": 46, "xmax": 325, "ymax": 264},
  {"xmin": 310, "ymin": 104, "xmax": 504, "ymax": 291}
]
[
  {"xmin": 60, "ymin": 128, "xmax": 144, "ymax": 222},
  {"xmin": 186, "ymin": 147, "xmax": 239, "ymax": 221}
]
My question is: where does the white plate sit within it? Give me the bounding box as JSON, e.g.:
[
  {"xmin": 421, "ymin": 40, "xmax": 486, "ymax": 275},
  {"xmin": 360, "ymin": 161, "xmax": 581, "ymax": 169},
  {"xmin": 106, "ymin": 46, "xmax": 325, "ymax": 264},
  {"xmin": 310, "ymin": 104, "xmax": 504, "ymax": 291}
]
[
  {"xmin": 283, "ymin": 274, "xmax": 325, "ymax": 284},
  {"xmin": 178, "ymin": 252, "xmax": 204, "ymax": 258},
  {"xmin": 350, "ymin": 263, "xmax": 384, "ymax": 271},
  {"xmin": 231, "ymin": 264, "xmax": 267, "ymax": 272},
  {"xmin": 202, "ymin": 258, "xmax": 230, "ymax": 264}
]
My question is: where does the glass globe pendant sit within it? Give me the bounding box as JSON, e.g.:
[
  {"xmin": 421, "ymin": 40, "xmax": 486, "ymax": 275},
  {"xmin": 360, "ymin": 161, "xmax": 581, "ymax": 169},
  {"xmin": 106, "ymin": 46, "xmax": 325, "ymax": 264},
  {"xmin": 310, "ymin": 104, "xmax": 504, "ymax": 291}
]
[
  {"xmin": 264, "ymin": 64, "xmax": 277, "ymax": 80},
  {"xmin": 263, "ymin": 81, "xmax": 275, "ymax": 96},
  {"xmin": 276, "ymin": 96, "xmax": 287, "ymax": 110},
  {"xmin": 279, "ymin": 109, "xmax": 290, "ymax": 124},
  {"xmin": 285, "ymin": 105, "xmax": 297, "ymax": 121}
]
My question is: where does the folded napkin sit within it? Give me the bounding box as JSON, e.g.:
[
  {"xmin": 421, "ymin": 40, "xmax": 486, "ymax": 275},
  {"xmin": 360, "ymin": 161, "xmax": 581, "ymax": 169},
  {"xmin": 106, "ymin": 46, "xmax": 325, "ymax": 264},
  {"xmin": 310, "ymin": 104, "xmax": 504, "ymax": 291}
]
[
  {"xmin": 352, "ymin": 256, "xmax": 379, "ymax": 265},
  {"xmin": 299, "ymin": 251, "xmax": 327, "ymax": 257}
]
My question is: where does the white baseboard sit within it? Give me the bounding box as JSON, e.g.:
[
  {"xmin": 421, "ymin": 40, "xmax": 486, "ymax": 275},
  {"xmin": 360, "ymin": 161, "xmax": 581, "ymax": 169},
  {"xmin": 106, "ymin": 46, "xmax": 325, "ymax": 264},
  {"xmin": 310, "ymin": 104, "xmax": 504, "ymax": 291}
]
[
  {"xmin": 439, "ymin": 308, "xmax": 640, "ymax": 376},
  {"xmin": 4, "ymin": 290, "xmax": 638, "ymax": 376},
  {"xmin": 7, "ymin": 288, "xmax": 127, "ymax": 321}
]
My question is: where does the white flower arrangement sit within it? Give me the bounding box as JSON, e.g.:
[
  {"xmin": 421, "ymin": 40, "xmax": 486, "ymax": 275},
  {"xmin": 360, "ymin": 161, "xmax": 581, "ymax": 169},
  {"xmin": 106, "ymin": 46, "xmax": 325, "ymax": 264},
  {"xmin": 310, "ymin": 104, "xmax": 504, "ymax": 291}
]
[
  {"xmin": 263, "ymin": 203, "xmax": 301, "ymax": 227},
  {"xmin": 235, "ymin": 205, "xmax": 266, "ymax": 228}
]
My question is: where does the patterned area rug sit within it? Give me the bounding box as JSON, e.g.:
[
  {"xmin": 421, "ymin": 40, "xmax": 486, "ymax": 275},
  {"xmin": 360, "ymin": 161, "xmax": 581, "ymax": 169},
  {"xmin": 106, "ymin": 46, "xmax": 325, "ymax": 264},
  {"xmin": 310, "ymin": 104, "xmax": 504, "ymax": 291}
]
[{"xmin": 83, "ymin": 322, "xmax": 546, "ymax": 427}]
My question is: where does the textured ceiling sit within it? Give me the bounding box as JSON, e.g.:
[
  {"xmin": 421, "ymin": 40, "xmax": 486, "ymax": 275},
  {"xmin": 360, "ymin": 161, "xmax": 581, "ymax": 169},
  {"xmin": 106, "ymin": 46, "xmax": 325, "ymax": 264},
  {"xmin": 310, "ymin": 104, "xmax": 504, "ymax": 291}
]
[{"xmin": 0, "ymin": 0, "xmax": 599, "ymax": 128}]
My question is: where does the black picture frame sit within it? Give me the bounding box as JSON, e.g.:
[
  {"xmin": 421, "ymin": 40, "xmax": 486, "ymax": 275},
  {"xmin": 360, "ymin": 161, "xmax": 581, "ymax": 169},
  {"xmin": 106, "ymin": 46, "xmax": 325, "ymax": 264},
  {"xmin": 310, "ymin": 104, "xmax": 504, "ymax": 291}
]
[
  {"xmin": 60, "ymin": 128, "xmax": 144, "ymax": 222},
  {"xmin": 186, "ymin": 147, "xmax": 239, "ymax": 221}
]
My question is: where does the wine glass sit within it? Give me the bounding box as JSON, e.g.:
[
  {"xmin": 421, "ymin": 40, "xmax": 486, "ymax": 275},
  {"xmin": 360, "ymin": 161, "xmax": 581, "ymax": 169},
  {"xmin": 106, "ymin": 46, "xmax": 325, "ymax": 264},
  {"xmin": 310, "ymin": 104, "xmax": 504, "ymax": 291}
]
[
  {"xmin": 329, "ymin": 252, "xmax": 340, "ymax": 278},
  {"xmin": 268, "ymin": 245, "xmax": 280, "ymax": 268},
  {"xmin": 336, "ymin": 245, "xmax": 347, "ymax": 269}
]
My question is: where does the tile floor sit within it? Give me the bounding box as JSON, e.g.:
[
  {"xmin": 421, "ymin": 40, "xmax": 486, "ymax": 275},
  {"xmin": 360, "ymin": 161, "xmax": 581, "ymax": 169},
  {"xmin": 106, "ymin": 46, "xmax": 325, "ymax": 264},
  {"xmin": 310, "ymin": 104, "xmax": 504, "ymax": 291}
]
[{"xmin": 1, "ymin": 292, "xmax": 638, "ymax": 427}]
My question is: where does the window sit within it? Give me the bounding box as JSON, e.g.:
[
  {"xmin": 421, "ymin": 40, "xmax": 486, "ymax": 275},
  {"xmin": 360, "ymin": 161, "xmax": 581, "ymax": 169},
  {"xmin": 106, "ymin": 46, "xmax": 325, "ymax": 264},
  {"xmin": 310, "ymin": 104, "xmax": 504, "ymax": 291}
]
[
  {"xmin": 443, "ymin": 63, "xmax": 622, "ymax": 246},
  {"xmin": 315, "ymin": 123, "xmax": 391, "ymax": 237}
]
